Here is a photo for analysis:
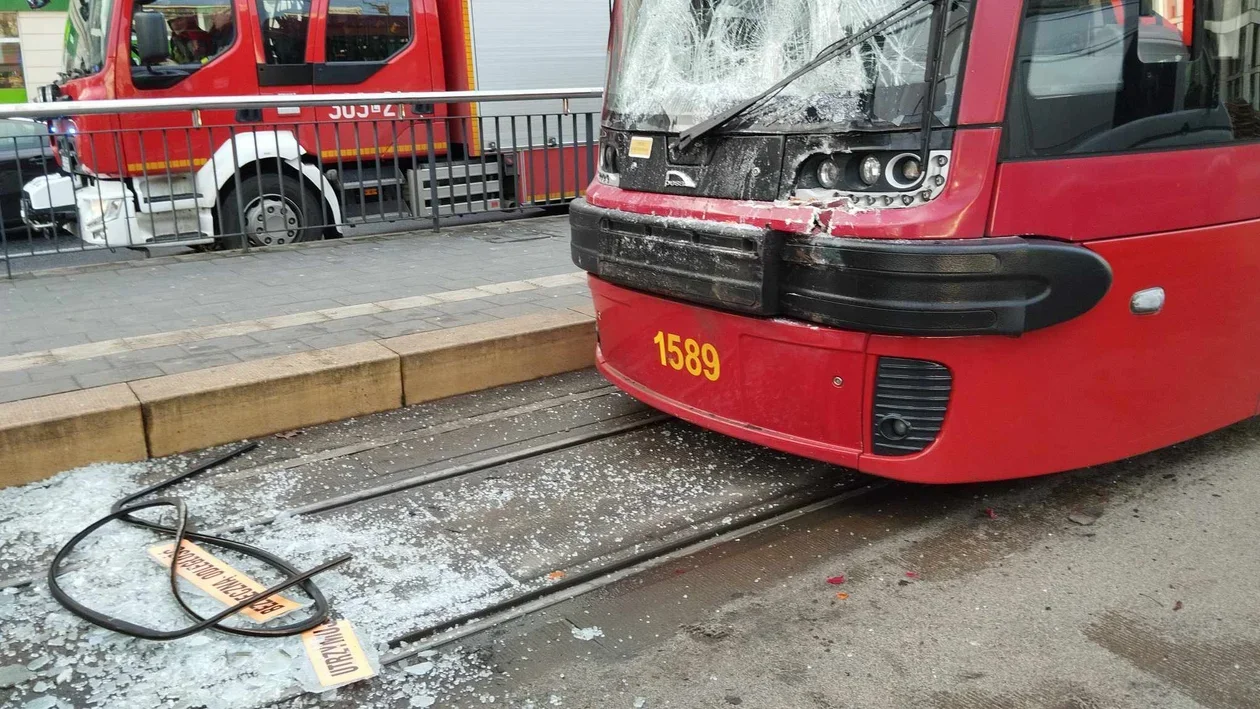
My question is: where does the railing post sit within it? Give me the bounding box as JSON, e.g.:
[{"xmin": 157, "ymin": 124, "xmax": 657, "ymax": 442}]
[{"xmin": 425, "ymin": 118, "xmax": 441, "ymax": 232}]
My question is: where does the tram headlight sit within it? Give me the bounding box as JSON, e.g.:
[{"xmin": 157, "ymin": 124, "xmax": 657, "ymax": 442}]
[
  {"xmin": 859, "ymin": 155, "xmax": 883, "ymax": 186},
  {"xmin": 817, "ymin": 159, "xmax": 843, "ymax": 189},
  {"xmin": 899, "ymin": 157, "xmax": 923, "ymax": 183}
]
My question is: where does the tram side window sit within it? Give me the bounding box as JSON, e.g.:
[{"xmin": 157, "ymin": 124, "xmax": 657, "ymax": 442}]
[
  {"xmin": 257, "ymin": 0, "xmax": 313, "ymax": 65},
  {"xmin": 325, "ymin": 0, "xmax": 411, "ymax": 63},
  {"xmin": 1006, "ymin": 0, "xmax": 1260, "ymax": 158}
]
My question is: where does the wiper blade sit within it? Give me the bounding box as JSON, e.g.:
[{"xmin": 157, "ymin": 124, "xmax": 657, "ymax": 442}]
[{"xmin": 678, "ymin": 0, "xmax": 934, "ymax": 151}]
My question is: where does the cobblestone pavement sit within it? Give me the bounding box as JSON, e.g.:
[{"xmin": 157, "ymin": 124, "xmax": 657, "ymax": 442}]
[{"xmin": 0, "ymin": 216, "xmax": 586, "ymax": 403}]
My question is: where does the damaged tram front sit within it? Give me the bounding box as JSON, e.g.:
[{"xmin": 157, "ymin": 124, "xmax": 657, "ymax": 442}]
[{"xmin": 573, "ymin": 0, "xmax": 1260, "ymax": 483}]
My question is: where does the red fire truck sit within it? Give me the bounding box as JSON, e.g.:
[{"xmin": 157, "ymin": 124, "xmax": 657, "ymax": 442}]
[
  {"xmin": 22, "ymin": 0, "xmax": 607, "ymax": 249},
  {"xmin": 575, "ymin": 0, "xmax": 1260, "ymax": 483}
]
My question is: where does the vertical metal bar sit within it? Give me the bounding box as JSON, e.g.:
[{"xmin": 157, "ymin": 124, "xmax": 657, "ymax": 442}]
[
  {"xmin": 389, "ymin": 108, "xmax": 404, "ymax": 222},
  {"xmin": 571, "ymin": 112, "xmax": 581, "ymax": 200},
  {"xmin": 424, "ymin": 118, "xmax": 440, "ymax": 232},
  {"xmin": 10, "ymin": 133, "xmax": 26, "ymax": 265},
  {"xmin": 585, "ymin": 111, "xmax": 596, "ymax": 193},
  {"xmin": 205, "ymin": 124, "xmax": 220, "ymax": 238},
  {"xmin": 229, "ymin": 125, "xmax": 249, "ymax": 250},
  {"xmin": 313, "ymin": 115, "xmax": 330, "ymax": 236},
  {"xmin": 542, "ymin": 115, "xmax": 552, "ymax": 206},
  {"xmin": 135, "ymin": 130, "xmax": 160, "ymax": 246},
  {"xmin": 557, "ymin": 113, "xmax": 566, "ymax": 202},
  {"xmin": 492, "ymin": 116, "xmax": 502, "ymax": 213},
  {"xmin": 274, "ymin": 124, "xmax": 286, "ymax": 244},
  {"xmin": 312, "ymin": 112, "xmax": 332, "ymax": 231},
  {"xmin": 479, "ymin": 114, "xmax": 490, "ymax": 213},
  {"xmin": 406, "ymin": 114, "xmax": 418, "ymax": 220},
  {"xmin": 374, "ymin": 117, "xmax": 386, "ymax": 222},
  {"xmin": 525, "ymin": 115, "xmax": 534, "ymax": 208},
  {"xmin": 352, "ymin": 118, "xmax": 368, "ymax": 222},
  {"xmin": 160, "ymin": 127, "xmax": 182, "ymax": 241},
  {"xmin": 183, "ymin": 125, "xmax": 200, "ymax": 240},
  {"xmin": 460, "ymin": 116, "xmax": 473, "ymax": 218},
  {"xmin": 90, "ymin": 131, "xmax": 113, "ymax": 248},
  {"xmin": 1, "ymin": 137, "xmax": 10, "ymax": 277},
  {"xmin": 294, "ymin": 117, "xmax": 313, "ymax": 242},
  {"xmin": 33, "ymin": 134, "xmax": 54, "ymax": 259},
  {"xmin": 248, "ymin": 127, "xmax": 265, "ymax": 250},
  {"xmin": 110, "ymin": 126, "xmax": 137, "ymax": 249},
  {"xmin": 510, "ymin": 115, "xmax": 520, "ymax": 212},
  {"xmin": 332, "ymin": 117, "xmax": 347, "ymax": 224}
]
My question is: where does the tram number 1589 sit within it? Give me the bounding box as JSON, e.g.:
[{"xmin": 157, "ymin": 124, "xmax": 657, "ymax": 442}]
[
  {"xmin": 653, "ymin": 331, "xmax": 720, "ymax": 382},
  {"xmin": 328, "ymin": 105, "xmax": 402, "ymax": 120}
]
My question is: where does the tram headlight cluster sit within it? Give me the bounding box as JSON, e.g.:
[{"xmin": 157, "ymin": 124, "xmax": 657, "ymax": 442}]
[{"xmin": 796, "ymin": 150, "xmax": 946, "ymax": 198}]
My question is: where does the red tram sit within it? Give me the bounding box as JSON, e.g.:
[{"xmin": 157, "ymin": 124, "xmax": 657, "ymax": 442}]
[{"xmin": 572, "ymin": 0, "xmax": 1260, "ymax": 483}]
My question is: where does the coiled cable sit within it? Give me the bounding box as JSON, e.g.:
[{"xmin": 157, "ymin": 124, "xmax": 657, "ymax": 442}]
[{"xmin": 47, "ymin": 442, "xmax": 351, "ymax": 640}]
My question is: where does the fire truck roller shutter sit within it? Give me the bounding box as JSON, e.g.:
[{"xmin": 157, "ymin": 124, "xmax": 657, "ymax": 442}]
[{"xmin": 194, "ymin": 130, "xmax": 343, "ymax": 236}]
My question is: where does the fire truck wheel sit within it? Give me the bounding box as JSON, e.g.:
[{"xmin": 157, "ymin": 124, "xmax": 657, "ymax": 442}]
[{"xmin": 219, "ymin": 173, "xmax": 327, "ymax": 249}]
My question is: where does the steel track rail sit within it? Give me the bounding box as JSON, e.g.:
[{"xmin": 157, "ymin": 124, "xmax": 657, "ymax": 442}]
[
  {"xmin": 259, "ymin": 480, "xmax": 889, "ymax": 708},
  {"xmin": 0, "ymin": 410, "xmax": 668, "ymax": 590},
  {"xmin": 211, "ymin": 383, "xmax": 624, "ymax": 484}
]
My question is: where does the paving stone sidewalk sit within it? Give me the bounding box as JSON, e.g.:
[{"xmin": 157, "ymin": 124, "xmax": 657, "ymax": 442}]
[{"xmin": 0, "ymin": 216, "xmax": 589, "ymax": 404}]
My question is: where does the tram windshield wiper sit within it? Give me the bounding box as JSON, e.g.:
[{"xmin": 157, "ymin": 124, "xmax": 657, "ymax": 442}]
[{"xmin": 677, "ymin": 0, "xmax": 936, "ymax": 152}]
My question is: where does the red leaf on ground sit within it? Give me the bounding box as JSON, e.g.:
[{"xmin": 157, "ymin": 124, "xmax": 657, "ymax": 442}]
[
  {"xmin": 826, "ymin": 575, "xmax": 846, "ymax": 585},
  {"xmin": 984, "ymin": 508, "xmax": 998, "ymax": 519},
  {"xmin": 905, "ymin": 571, "xmax": 920, "ymax": 579}
]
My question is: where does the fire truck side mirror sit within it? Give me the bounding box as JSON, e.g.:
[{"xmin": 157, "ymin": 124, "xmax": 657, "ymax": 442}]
[{"xmin": 134, "ymin": 11, "xmax": 171, "ymax": 66}]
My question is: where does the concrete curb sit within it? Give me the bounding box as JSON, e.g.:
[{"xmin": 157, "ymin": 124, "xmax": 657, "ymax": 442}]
[{"xmin": 0, "ymin": 310, "xmax": 596, "ymax": 488}]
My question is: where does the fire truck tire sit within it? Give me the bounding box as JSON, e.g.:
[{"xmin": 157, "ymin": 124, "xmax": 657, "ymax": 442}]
[{"xmin": 218, "ymin": 173, "xmax": 328, "ymax": 249}]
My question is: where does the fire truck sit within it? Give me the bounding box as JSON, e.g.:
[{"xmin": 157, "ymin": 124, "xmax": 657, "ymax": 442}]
[
  {"xmin": 575, "ymin": 0, "xmax": 1260, "ymax": 483},
  {"xmin": 21, "ymin": 0, "xmax": 607, "ymax": 249}
]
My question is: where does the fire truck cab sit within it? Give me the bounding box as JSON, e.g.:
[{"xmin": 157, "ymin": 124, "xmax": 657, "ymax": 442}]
[{"xmin": 22, "ymin": 0, "xmax": 607, "ymax": 249}]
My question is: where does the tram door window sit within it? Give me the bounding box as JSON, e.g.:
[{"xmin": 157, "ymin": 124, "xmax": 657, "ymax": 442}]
[{"xmin": 1006, "ymin": 0, "xmax": 1260, "ymax": 157}]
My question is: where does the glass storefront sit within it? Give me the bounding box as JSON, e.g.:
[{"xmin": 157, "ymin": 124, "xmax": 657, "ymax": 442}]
[{"xmin": 0, "ymin": 12, "xmax": 24, "ymax": 101}]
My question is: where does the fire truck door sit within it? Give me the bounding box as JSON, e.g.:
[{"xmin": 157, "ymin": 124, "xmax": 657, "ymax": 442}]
[
  {"xmin": 249, "ymin": 0, "xmax": 317, "ymax": 146},
  {"xmin": 307, "ymin": 0, "xmax": 443, "ymax": 218}
]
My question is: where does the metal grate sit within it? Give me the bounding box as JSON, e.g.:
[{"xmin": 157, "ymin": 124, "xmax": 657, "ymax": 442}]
[{"xmin": 872, "ymin": 357, "xmax": 953, "ymax": 457}]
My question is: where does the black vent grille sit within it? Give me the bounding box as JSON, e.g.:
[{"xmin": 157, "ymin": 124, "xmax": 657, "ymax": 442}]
[{"xmin": 872, "ymin": 357, "xmax": 953, "ymax": 457}]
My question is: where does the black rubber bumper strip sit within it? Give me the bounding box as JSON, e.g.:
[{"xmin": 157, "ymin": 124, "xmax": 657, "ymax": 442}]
[{"xmin": 570, "ymin": 198, "xmax": 1112, "ymax": 336}]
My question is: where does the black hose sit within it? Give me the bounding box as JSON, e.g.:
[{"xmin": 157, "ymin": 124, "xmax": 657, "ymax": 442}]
[{"xmin": 47, "ymin": 442, "xmax": 351, "ymax": 640}]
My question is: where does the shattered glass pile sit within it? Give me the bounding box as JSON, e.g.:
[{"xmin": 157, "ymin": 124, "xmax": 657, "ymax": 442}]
[{"xmin": 609, "ymin": 0, "xmax": 930, "ymax": 129}]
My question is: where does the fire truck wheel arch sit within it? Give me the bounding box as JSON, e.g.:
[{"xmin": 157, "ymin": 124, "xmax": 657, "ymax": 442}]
[{"xmin": 193, "ymin": 131, "xmax": 343, "ymax": 232}]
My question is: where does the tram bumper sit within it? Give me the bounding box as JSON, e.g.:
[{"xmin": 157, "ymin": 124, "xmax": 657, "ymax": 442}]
[
  {"xmin": 573, "ymin": 199, "xmax": 1122, "ymax": 484},
  {"xmin": 570, "ymin": 199, "xmax": 1111, "ymax": 337}
]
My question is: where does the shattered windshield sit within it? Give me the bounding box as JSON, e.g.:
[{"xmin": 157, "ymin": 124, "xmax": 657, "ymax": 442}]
[{"xmin": 606, "ymin": 0, "xmax": 971, "ymax": 133}]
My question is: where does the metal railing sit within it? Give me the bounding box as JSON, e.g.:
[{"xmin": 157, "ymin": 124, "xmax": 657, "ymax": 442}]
[{"xmin": 0, "ymin": 88, "xmax": 603, "ymax": 277}]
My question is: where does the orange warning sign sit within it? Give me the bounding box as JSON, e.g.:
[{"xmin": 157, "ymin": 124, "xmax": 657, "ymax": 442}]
[
  {"xmin": 148, "ymin": 541, "xmax": 303, "ymax": 623},
  {"xmin": 301, "ymin": 618, "xmax": 377, "ymax": 688}
]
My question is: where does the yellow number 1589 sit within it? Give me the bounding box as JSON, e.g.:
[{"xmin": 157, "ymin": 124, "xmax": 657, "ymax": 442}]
[{"xmin": 652, "ymin": 331, "xmax": 720, "ymax": 382}]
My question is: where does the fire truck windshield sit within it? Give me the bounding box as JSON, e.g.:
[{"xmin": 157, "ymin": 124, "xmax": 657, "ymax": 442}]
[
  {"xmin": 605, "ymin": 0, "xmax": 971, "ymax": 134},
  {"xmin": 62, "ymin": 0, "xmax": 114, "ymax": 77}
]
